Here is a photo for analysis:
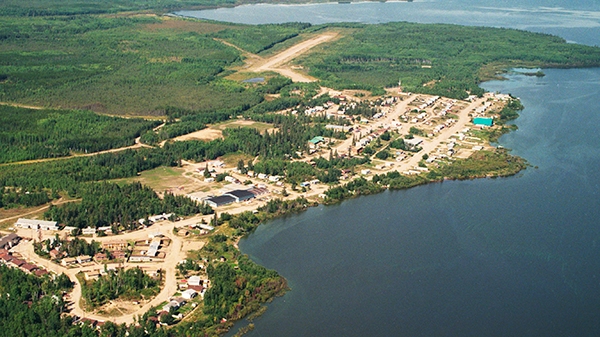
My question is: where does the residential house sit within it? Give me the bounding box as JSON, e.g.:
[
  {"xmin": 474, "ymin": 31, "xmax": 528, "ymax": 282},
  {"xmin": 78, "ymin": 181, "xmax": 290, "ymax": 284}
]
[
  {"xmin": 182, "ymin": 289, "xmax": 197, "ymax": 299},
  {"xmin": 20, "ymin": 263, "xmax": 38, "ymax": 274},
  {"xmin": 34, "ymin": 269, "xmax": 49, "ymax": 277},
  {"xmin": 49, "ymin": 249, "xmax": 63, "ymax": 259},
  {"xmin": 0, "ymin": 233, "xmax": 20, "ymax": 250},
  {"xmin": 187, "ymin": 275, "xmax": 202, "ymax": 287},
  {"xmin": 84, "ymin": 270, "xmax": 101, "ymax": 281},
  {"xmin": 129, "ymin": 254, "xmax": 152, "ymax": 262},
  {"xmin": 162, "ymin": 298, "xmax": 186, "ymax": 312},
  {"xmin": 111, "ymin": 250, "xmax": 127, "ymax": 261},
  {"xmin": 0, "ymin": 250, "xmax": 12, "ymax": 264},
  {"xmin": 77, "ymin": 255, "xmax": 92, "ymax": 264},
  {"xmin": 61, "ymin": 257, "xmax": 78, "ymax": 267},
  {"xmin": 102, "ymin": 240, "xmax": 128, "ymax": 251},
  {"xmin": 9, "ymin": 258, "xmax": 25, "ymax": 268},
  {"xmin": 197, "ymin": 224, "xmax": 214, "ymax": 231},
  {"xmin": 93, "ymin": 253, "xmax": 108, "ymax": 263}
]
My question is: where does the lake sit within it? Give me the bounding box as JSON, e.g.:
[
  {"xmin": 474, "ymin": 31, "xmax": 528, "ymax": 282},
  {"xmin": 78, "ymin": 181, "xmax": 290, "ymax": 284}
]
[{"xmin": 178, "ymin": 1, "xmax": 600, "ymax": 336}]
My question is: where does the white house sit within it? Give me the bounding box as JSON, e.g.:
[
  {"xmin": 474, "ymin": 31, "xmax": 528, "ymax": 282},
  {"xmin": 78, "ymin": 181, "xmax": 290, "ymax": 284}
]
[
  {"xmin": 188, "ymin": 275, "xmax": 202, "ymax": 287},
  {"xmin": 76, "ymin": 255, "xmax": 92, "ymax": 264},
  {"xmin": 182, "ymin": 289, "xmax": 197, "ymax": 299}
]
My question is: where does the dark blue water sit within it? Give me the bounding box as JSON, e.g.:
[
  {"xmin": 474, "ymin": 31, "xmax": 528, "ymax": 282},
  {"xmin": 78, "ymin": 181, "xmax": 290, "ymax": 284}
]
[
  {"xmin": 234, "ymin": 69, "xmax": 600, "ymax": 336},
  {"xmin": 185, "ymin": 1, "xmax": 600, "ymax": 336}
]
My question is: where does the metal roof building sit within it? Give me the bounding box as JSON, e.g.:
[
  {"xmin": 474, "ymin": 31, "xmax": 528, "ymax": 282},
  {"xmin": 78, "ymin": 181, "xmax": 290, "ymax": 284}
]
[
  {"xmin": 204, "ymin": 195, "xmax": 236, "ymax": 208},
  {"xmin": 15, "ymin": 218, "xmax": 59, "ymax": 231},
  {"xmin": 224, "ymin": 189, "xmax": 255, "ymax": 202}
]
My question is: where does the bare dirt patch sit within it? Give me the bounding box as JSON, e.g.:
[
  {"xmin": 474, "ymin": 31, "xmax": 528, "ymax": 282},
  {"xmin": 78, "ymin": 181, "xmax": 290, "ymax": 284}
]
[
  {"xmin": 171, "ymin": 128, "xmax": 224, "ymax": 142},
  {"xmin": 96, "ymin": 299, "xmax": 145, "ymax": 317},
  {"xmin": 115, "ymin": 166, "xmax": 204, "ymax": 196},
  {"xmin": 211, "ymin": 120, "xmax": 274, "ymax": 134}
]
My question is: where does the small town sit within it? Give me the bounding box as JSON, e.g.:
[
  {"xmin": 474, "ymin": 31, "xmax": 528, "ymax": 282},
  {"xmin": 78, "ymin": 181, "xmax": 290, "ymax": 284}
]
[
  {"xmin": 0, "ymin": 84, "xmax": 516, "ymax": 329},
  {"xmin": 5, "ymin": 2, "xmax": 592, "ymax": 334}
]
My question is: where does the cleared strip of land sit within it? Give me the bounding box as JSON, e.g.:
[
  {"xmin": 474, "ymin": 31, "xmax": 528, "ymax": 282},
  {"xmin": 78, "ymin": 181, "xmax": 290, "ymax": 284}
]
[{"xmin": 244, "ymin": 32, "xmax": 340, "ymax": 82}]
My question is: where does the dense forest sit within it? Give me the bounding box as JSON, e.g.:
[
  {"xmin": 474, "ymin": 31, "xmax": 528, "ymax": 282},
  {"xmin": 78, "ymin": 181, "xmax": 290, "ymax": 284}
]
[
  {"xmin": 297, "ymin": 22, "xmax": 600, "ymax": 98},
  {"xmin": 45, "ymin": 182, "xmax": 213, "ymax": 230},
  {"xmin": 0, "ymin": 149, "xmax": 173, "ymax": 194},
  {"xmin": 0, "ymin": 265, "xmax": 80, "ymax": 337},
  {"xmin": 0, "ymin": 105, "xmax": 159, "ymax": 163}
]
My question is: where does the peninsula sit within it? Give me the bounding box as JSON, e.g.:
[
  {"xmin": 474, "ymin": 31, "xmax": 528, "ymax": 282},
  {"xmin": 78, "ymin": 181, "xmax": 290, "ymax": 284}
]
[{"xmin": 1, "ymin": 1, "xmax": 600, "ymax": 336}]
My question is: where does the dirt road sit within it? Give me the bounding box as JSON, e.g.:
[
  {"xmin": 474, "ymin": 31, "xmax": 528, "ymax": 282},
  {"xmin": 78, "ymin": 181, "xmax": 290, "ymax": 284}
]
[
  {"xmin": 0, "ymin": 198, "xmax": 79, "ymax": 225},
  {"xmin": 10, "ymin": 219, "xmax": 197, "ymax": 324},
  {"xmin": 0, "ymin": 124, "xmax": 160, "ymax": 167},
  {"xmin": 392, "ymin": 97, "xmax": 485, "ymax": 173}
]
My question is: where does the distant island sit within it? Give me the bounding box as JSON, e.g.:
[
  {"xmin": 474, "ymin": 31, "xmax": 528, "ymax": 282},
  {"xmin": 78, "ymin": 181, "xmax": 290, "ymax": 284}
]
[{"xmin": 1, "ymin": 1, "xmax": 600, "ymax": 336}]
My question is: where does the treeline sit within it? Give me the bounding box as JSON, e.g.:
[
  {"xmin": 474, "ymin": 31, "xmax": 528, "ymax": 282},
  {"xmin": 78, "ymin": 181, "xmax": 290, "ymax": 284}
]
[
  {"xmin": 45, "ymin": 182, "xmax": 213, "ymax": 230},
  {"xmin": 497, "ymin": 99, "xmax": 523, "ymax": 123},
  {"xmin": 82, "ymin": 267, "xmax": 161, "ymax": 308},
  {"xmin": 302, "ymin": 22, "xmax": 600, "ymax": 99},
  {"xmin": 258, "ymin": 197, "xmax": 314, "ymax": 217},
  {"xmin": 0, "ymin": 106, "xmax": 159, "ymax": 164},
  {"xmin": 246, "ymin": 155, "xmax": 361, "ymax": 185},
  {"xmin": 0, "ymin": 266, "xmax": 176, "ymax": 336}
]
